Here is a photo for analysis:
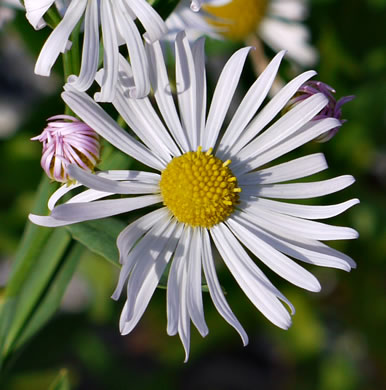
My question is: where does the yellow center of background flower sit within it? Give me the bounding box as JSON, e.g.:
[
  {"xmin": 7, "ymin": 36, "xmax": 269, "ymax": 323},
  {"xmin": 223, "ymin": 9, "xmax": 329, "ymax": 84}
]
[
  {"xmin": 160, "ymin": 147, "xmax": 241, "ymax": 228},
  {"xmin": 204, "ymin": 0, "xmax": 269, "ymax": 41}
]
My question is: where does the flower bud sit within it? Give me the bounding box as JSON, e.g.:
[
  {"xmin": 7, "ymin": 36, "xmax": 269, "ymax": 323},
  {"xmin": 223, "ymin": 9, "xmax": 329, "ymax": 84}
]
[
  {"xmin": 288, "ymin": 81, "xmax": 355, "ymax": 142},
  {"xmin": 32, "ymin": 115, "xmax": 100, "ymax": 183}
]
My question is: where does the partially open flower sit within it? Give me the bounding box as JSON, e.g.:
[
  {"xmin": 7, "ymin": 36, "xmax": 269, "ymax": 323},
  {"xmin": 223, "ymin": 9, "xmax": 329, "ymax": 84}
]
[
  {"xmin": 287, "ymin": 81, "xmax": 355, "ymax": 142},
  {"xmin": 32, "ymin": 115, "xmax": 100, "ymax": 183}
]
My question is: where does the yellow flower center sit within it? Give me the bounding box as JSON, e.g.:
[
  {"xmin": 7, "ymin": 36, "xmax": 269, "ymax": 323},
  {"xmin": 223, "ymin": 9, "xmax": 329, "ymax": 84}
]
[
  {"xmin": 203, "ymin": 0, "xmax": 269, "ymax": 41},
  {"xmin": 160, "ymin": 147, "xmax": 241, "ymax": 228}
]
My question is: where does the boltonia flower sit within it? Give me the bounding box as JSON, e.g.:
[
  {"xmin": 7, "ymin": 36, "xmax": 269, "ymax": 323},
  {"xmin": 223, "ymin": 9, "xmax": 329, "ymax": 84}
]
[
  {"xmin": 30, "ymin": 33, "xmax": 358, "ymax": 361},
  {"xmin": 24, "ymin": 0, "xmax": 167, "ymax": 101},
  {"xmin": 167, "ymin": 0, "xmax": 317, "ymax": 66}
]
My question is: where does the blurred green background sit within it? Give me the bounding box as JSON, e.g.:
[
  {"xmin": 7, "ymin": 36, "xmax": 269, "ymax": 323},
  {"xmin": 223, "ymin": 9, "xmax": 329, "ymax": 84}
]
[{"xmin": 0, "ymin": 0, "xmax": 385, "ymax": 389}]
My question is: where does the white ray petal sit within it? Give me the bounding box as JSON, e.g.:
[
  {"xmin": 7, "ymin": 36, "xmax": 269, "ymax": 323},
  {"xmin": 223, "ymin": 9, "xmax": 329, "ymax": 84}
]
[
  {"xmin": 67, "ymin": 0, "xmax": 99, "ymax": 91},
  {"xmin": 167, "ymin": 226, "xmax": 191, "ymax": 336},
  {"xmin": 192, "ymin": 37, "xmax": 207, "ymax": 146},
  {"xmin": 113, "ymin": 1, "xmax": 150, "ymax": 99},
  {"xmin": 227, "ymin": 70, "xmax": 316, "ymax": 156},
  {"xmin": 203, "ymin": 47, "xmax": 251, "ymax": 150},
  {"xmin": 166, "ymin": 3, "xmax": 221, "ymax": 41},
  {"xmin": 242, "ymin": 198, "xmax": 360, "ymax": 220},
  {"xmin": 234, "ymin": 118, "xmax": 341, "ymax": 175},
  {"xmin": 28, "ymin": 214, "xmax": 77, "ymax": 227},
  {"xmin": 35, "ymin": 0, "xmax": 87, "ymax": 76},
  {"xmin": 97, "ymin": 170, "xmax": 160, "ymax": 183},
  {"xmin": 190, "ymin": 0, "xmax": 204, "ymax": 12},
  {"xmin": 260, "ymin": 19, "xmax": 317, "ymax": 66},
  {"xmin": 178, "ymin": 245, "xmax": 191, "ymax": 363},
  {"xmin": 210, "ymin": 224, "xmax": 294, "ymax": 329},
  {"xmin": 126, "ymin": 0, "xmax": 167, "ymax": 42},
  {"xmin": 123, "ymin": 218, "xmax": 180, "ymax": 327},
  {"xmin": 241, "ymin": 175, "xmax": 355, "ymax": 199},
  {"xmin": 218, "ymin": 50, "xmax": 285, "ymax": 157},
  {"xmin": 124, "ymin": 222, "xmax": 184, "ymax": 334},
  {"xmin": 238, "ymin": 153, "xmax": 328, "ymax": 185},
  {"xmin": 62, "ymin": 89, "xmax": 165, "ymax": 171},
  {"xmin": 119, "ymin": 301, "xmax": 129, "ymax": 333},
  {"xmin": 187, "ymin": 227, "xmax": 208, "ymax": 337},
  {"xmin": 235, "ymin": 93, "xmax": 328, "ymax": 166},
  {"xmin": 51, "ymin": 194, "xmax": 162, "ymax": 222},
  {"xmin": 146, "ymin": 41, "xmax": 190, "ymax": 152},
  {"xmin": 95, "ymin": 0, "xmax": 119, "ymax": 102},
  {"xmin": 240, "ymin": 207, "xmax": 359, "ymax": 241},
  {"xmin": 113, "ymin": 212, "xmax": 173, "ymax": 303},
  {"xmin": 269, "ymin": 0, "xmax": 307, "ymax": 21},
  {"xmin": 67, "ymin": 188, "xmax": 113, "ymax": 204},
  {"xmin": 48, "ymin": 182, "xmax": 82, "ymax": 211},
  {"xmin": 175, "ymin": 32, "xmax": 198, "ymax": 150},
  {"xmin": 232, "ymin": 216, "xmax": 355, "ymax": 271},
  {"xmin": 227, "ymin": 217, "xmax": 321, "ymax": 292},
  {"xmin": 68, "ymin": 164, "xmax": 159, "ymax": 194},
  {"xmin": 116, "ymin": 208, "xmax": 169, "ymax": 266},
  {"xmin": 114, "ymin": 56, "xmax": 180, "ymax": 159},
  {"xmin": 201, "ymin": 228, "xmax": 248, "ymax": 345},
  {"xmin": 25, "ymin": 0, "xmax": 55, "ymax": 29}
]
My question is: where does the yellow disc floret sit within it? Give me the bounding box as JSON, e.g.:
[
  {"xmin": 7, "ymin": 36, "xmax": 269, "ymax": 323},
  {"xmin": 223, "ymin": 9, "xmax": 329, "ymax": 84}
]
[
  {"xmin": 160, "ymin": 147, "xmax": 241, "ymax": 228},
  {"xmin": 203, "ymin": 0, "xmax": 269, "ymax": 41}
]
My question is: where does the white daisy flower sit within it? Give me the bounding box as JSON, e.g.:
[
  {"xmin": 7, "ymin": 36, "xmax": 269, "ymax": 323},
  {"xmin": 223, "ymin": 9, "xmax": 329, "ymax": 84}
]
[
  {"xmin": 166, "ymin": 0, "xmax": 317, "ymax": 66},
  {"xmin": 30, "ymin": 32, "xmax": 358, "ymax": 361},
  {"xmin": 24, "ymin": 0, "xmax": 168, "ymax": 101}
]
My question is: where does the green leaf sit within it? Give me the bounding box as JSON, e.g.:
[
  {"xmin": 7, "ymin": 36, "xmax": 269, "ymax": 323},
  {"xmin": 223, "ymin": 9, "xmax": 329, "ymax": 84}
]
[
  {"xmin": 48, "ymin": 369, "xmax": 71, "ymax": 390},
  {"xmin": 66, "ymin": 218, "xmax": 126, "ymax": 268},
  {"xmin": 0, "ymin": 176, "xmax": 58, "ymax": 365},
  {"xmin": 14, "ymin": 243, "xmax": 83, "ymax": 351},
  {"xmin": 4, "ymin": 176, "xmax": 58, "ymax": 298},
  {"xmin": 0, "ymin": 228, "xmax": 71, "ymax": 366}
]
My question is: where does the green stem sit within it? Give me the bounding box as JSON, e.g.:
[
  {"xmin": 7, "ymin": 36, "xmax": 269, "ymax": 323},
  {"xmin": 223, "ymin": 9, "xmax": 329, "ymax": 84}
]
[
  {"xmin": 70, "ymin": 19, "xmax": 83, "ymax": 78},
  {"xmin": 45, "ymin": 6, "xmax": 61, "ymax": 29}
]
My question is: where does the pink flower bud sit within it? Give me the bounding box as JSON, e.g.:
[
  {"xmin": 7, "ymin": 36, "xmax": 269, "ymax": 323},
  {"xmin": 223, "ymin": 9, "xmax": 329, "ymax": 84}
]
[
  {"xmin": 289, "ymin": 81, "xmax": 355, "ymax": 142},
  {"xmin": 32, "ymin": 115, "xmax": 100, "ymax": 183}
]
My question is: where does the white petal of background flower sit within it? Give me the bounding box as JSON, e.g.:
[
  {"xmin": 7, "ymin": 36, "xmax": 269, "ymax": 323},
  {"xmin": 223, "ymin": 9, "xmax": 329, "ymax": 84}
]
[
  {"xmin": 25, "ymin": 0, "xmax": 167, "ymax": 100},
  {"xmin": 67, "ymin": 0, "xmax": 99, "ymax": 91},
  {"xmin": 35, "ymin": 0, "xmax": 87, "ymax": 76},
  {"xmin": 25, "ymin": 0, "xmax": 55, "ymax": 29},
  {"xmin": 165, "ymin": 0, "xmax": 317, "ymax": 67}
]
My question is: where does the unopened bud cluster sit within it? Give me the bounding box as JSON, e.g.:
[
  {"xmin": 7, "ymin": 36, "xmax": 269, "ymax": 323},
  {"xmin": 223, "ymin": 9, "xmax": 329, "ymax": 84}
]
[
  {"xmin": 288, "ymin": 80, "xmax": 355, "ymax": 142},
  {"xmin": 32, "ymin": 115, "xmax": 100, "ymax": 183}
]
